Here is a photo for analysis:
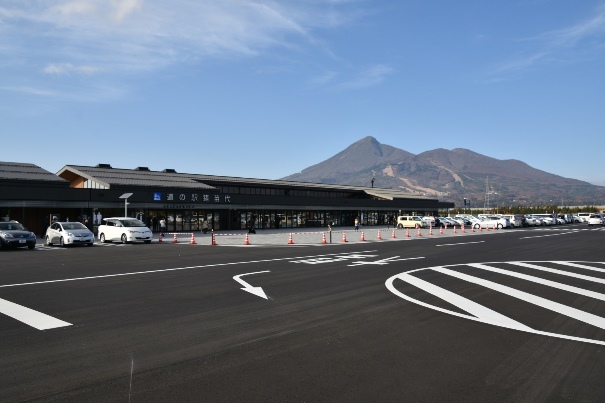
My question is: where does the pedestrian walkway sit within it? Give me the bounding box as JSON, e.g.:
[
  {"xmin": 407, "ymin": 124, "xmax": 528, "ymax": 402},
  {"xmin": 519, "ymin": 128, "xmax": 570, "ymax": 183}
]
[{"xmin": 154, "ymin": 225, "xmax": 501, "ymax": 246}]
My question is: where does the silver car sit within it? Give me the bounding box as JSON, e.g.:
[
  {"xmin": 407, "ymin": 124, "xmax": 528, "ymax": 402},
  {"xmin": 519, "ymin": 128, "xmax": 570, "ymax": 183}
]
[{"xmin": 45, "ymin": 221, "xmax": 95, "ymax": 247}]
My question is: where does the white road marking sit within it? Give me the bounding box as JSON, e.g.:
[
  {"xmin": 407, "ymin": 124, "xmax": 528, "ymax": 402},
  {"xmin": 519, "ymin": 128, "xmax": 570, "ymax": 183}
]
[
  {"xmin": 386, "ymin": 261, "xmax": 605, "ymax": 346},
  {"xmin": 434, "ymin": 266, "xmax": 605, "ymax": 330},
  {"xmin": 0, "ymin": 298, "xmax": 71, "ymax": 330},
  {"xmin": 468, "ymin": 263, "xmax": 605, "ymax": 301},
  {"xmin": 386, "ymin": 272, "xmax": 532, "ymax": 331},
  {"xmin": 233, "ymin": 271, "xmax": 270, "ymax": 299},
  {"xmin": 0, "ymin": 251, "xmax": 380, "ymax": 289},
  {"xmin": 508, "ymin": 261, "xmax": 605, "ymax": 285},
  {"xmin": 436, "ymin": 241, "xmax": 485, "ymax": 247}
]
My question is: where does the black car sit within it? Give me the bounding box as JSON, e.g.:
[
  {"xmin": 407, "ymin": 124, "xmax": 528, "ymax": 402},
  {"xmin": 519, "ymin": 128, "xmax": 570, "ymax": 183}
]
[{"xmin": 0, "ymin": 221, "xmax": 37, "ymax": 250}]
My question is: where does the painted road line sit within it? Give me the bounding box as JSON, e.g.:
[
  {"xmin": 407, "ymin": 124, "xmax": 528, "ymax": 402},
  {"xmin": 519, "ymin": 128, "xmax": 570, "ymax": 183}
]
[
  {"xmin": 436, "ymin": 241, "xmax": 485, "ymax": 247},
  {"xmin": 0, "ymin": 298, "xmax": 71, "ymax": 330},
  {"xmin": 386, "ymin": 271, "xmax": 533, "ymax": 331},
  {"xmin": 0, "ymin": 251, "xmax": 380, "ymax": 289},
  {"xmin": 468, "ymin": 263, "xmax": 605, "ymax": 301},
  {"xmin": 233, "ymin": 271, "xmax": 270, "ymax": 299},
  {"xmin": 434, "ymin": 266, "xmax": 605, "ymax": 330},
  {"xmin": 509, "ymin": 261, "xmax": 605, "ymax": 285}
]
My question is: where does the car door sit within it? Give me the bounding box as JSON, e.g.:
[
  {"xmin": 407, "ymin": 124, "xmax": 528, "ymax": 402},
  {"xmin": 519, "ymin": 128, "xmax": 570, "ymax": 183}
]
[{"xmin": 48, "ymin": 223, "xmax": 61, "ymax": 243}]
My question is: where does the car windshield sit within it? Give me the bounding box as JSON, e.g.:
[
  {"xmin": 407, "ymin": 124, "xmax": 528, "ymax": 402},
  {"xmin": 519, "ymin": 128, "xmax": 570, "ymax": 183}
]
[
  {"xmin": 0, "ymin": 222, "xmax": 25, "ymax": 231},
  {"xmin": 119, "ymin": 219, "xmax": 147, "ymax": 227},
  {"xmin": 63, "ymin": 223, "xmax": 87, "ymax": 230}
]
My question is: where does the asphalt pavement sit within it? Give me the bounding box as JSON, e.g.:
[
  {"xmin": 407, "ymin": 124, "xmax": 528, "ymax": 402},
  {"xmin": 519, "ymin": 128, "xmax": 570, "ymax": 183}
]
[{"xmin": 1, "ymin": 223, "xmax": 604, "ymax": 401}]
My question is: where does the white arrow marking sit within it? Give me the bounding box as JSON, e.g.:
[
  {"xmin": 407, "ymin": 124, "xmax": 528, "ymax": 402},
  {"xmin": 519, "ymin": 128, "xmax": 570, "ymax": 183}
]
[{"xmin": 233, "ymin": 271, "xmax": 270, "ymax": 299}]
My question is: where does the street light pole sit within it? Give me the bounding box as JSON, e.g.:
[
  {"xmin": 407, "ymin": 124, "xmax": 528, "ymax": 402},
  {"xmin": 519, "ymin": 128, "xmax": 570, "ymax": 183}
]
[{"xmin": 119, "ymin": 193, "xmax": 133, "ymax": 217}]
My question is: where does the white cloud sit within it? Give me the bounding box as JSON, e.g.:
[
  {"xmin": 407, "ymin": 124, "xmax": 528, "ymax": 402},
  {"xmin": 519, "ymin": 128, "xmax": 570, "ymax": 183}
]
[
  {"xmin": 490, "ymin": 4, "xmax": 605, "ymax": 80},
  {"xmin": 43, "ymin": 63, "xmax": 100, "ymax": 75}
]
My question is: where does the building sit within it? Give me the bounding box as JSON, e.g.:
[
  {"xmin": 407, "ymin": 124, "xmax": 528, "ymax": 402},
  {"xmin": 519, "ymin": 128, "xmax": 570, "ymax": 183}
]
[{"xmin": 1, "ymin": 161, "xmax": 455, "ymax": 235}]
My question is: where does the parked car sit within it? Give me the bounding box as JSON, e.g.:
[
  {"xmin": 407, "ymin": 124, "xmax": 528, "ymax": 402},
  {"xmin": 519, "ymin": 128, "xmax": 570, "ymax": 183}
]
[
  {"xmin": 587, "ymin": 214, "xmax": 604, "ymax": 226},
  {"xmin": 524, "ymin": 215, "xmax": 541, "ymax": 226},
  {"xmin": 98, "ymin": 217, "xmax": 153, "ymax": 244},
  {"xmin": 576, "ymin": 212, "xmax": 592, "ymax": 222},
  {"xmin": 45, "ymin": 221, "xmax": 95, "ymax": 247},
  {"xmin": 441, "ymin": 217, "xmax": 463, "ymax": 227},
  {"xmin": 397, "ymin": 216, "xmax": 427, "ymax": 229},
  {"xmin": 502, "ymin": 214, "xmax": 524, "ymax": 228},
  {"xmin": 0, "ymin": 221, "xmax": 36, "ymax": 250},
  {"xmin": 472, "ymin": 216, "xmax": 509, "ymax": 229}
]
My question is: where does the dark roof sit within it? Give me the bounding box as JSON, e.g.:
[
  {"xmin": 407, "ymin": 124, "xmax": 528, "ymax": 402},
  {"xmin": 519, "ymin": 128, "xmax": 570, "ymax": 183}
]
[
  {"xmin": 58, "ymin": 164, "xmax": 433, "ymax": 201},
  {"xmin": 0, "ymin": 161, "xmax": 68, "ymax": 182},
  {"xmin": 58, "ymin": 165, "xmax": 216, "ymax": 189}
]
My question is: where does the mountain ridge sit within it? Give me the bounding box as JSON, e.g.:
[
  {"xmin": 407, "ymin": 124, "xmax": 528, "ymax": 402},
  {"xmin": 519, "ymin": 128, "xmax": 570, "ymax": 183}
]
[{"xmin": 281, "ymin": 136, "xmax": 605, "ymax": 207}]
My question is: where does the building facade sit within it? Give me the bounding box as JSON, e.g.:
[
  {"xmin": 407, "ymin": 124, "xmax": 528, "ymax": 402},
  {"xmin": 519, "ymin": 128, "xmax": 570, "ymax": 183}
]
[{"xmin": 1, "ymin": 161, "xmax": 455, "ymax": 235}]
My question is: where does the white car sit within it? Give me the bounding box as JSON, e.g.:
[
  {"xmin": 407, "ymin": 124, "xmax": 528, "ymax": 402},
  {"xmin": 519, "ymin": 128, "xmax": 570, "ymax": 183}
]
[
  {"xmin": 587, "ymin": 214, "xmax": 604, "ymax": 226},
  {"xmin": 45, "ymin": 221, "xmax": 95, "ymax": 247},
  {"xmin": 472, "ymin": 215, "xmax": 509, "ymax": 230},
  {"xmin": 98, "ymin": 217, "xmax": 153, "ymax": 244}
]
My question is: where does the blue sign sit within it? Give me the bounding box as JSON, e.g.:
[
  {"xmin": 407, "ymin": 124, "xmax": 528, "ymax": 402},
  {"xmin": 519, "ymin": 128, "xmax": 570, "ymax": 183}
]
[{"xmin": 153, "ymin": 192, "xmax": 162, "ymax": 201}]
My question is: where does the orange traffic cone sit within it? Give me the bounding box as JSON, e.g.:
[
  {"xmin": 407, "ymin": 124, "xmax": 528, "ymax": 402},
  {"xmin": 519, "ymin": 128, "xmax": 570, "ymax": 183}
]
[
  {"xmin": 288, "ymin": 233, "xmax": 294, "ymax": 244},
  {"xmin": 461, "ymin": 224, "xmax": 465, "ymax": 233},
  {"xmin": 342, "ymin": 232, "xmax": 348, "ymax": 242},
  {"xmin": 453, "ymin": 226, "xmax": 457, "ymax": 234},
  {"xmin": 406, "ymin": 228, "xmax": 411, "ymax": 238},
  {"xmin": 417, "ymin": 227, "xmax": 422, "ymax": 237},
  {"xmin": 391, "ymin": 229, "xmax": 396, "ymax": 239},
  {"xmin": 377, "ymin": 230, "xmax": 382, "ymax": 240},
  {"xmin": 244, "ymin": 233, "xmax": 250, "ymax": 245},
  {"xmin": 158, "ymin": 233, "xmax": 163, "ymax": 243},
  {"xmin": 173, "ymin": 233, "xmax": 178, "ymax": 243},
  {"xmin": 322, "ymin": 232, "xmax": 327, "ymax": 244},
  {"xmin": 429, "ymin": 226, "xmax": 433, "ymax": 236},
  {"xmin": 211, "ymin": 232, "xmax": 217, "ymax": 245},
  {"xmin": 440, "ymin": 226, "xmax": 443, "ymax": 235},
  {"xmin": 190, "ymin": 233, "xmax": 197, "ymax": 244},
  {"xmin": 360, "ymin": 231, "xmax": 366, "ymax": 241}
]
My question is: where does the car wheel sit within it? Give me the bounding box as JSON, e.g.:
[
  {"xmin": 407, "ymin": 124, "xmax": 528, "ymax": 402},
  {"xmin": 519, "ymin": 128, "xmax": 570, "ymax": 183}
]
[
  {"xmin": 121, "ymin": 234, "xmax": 128, "ymax": 244},
  {"xmin": 60, "ymin": 237, "xmax": 65, "ymax": 247},
  {"xmin": 474, "ymin": 223, "xmax": 480, "ymax": 229},
  {"xmin": 100, "ymin": 233, "xmax": 108, "ymax": 243},
  {"xmin": 497, "ymin": 223, "xmax": 503, "ymax": 229},
  {"xmin": 397, "ymin": 224, "xmax": 403, "ymax": 229},
  {"xmin": 46, "ymin": 236, "xmax": 52, "ymax": 246}
]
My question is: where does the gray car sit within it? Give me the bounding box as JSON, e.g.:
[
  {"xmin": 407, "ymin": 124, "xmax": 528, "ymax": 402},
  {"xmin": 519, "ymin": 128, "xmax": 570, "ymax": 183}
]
[
  {"xmin": 0, "ymin": 221, "xmax": 37, "ymax": 250},
  {"xmin": 45, "ymin": 221, "xmax": 95, "ymax": 247}
]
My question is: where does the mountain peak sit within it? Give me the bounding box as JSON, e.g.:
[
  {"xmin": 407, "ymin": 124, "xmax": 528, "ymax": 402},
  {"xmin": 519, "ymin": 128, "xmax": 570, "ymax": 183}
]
[{"xmin": 281, "ymin": 137, "xmax": 605, "ymax": 205}]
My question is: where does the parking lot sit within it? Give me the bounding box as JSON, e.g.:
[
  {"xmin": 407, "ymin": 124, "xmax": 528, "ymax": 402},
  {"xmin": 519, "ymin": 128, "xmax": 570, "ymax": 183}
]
[{"xmin": 1, "ymin": 222, "xmax": 604, "ymax": 401}]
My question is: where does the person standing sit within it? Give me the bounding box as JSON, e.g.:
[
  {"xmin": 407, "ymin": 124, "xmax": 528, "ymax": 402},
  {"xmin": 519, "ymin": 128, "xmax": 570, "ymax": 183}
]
[
  {"xmin": 354, "ymin": 217, "xmax": 360, "ymax": 231},
  {"xmin": 201, "ymin": 219, "xmax": 209, "ymax": 234},
  {"xmin": 160, "ymin": 217, "xmax": 166, "ymax": 235}
]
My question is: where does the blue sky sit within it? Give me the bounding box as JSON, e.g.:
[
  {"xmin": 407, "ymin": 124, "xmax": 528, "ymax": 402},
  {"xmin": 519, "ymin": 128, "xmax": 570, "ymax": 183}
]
[{"xmin": 1, "ymin": 1, "xmax": 604, "ymax": 186}]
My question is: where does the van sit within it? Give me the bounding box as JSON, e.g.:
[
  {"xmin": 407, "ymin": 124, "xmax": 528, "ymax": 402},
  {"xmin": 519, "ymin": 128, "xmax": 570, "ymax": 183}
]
[
  {"xmin": 397, "ymin": 216, "xmax": 427, "ymax": 229},
  {"xmin": 576, "ymin": 212, "xmax": 592, "ymax": 222}
]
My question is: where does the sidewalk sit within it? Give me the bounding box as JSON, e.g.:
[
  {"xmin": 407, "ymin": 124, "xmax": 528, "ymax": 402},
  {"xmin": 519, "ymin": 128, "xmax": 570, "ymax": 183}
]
[{"xmin": 153, "ymin": 225, "xmax": 488, "ymax": 246}]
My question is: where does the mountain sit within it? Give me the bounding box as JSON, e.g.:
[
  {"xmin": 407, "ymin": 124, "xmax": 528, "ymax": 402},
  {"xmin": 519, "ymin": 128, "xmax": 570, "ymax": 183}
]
[{"xmin": 281, "ymin": 136, "xmax": 605, "ymax": 207}]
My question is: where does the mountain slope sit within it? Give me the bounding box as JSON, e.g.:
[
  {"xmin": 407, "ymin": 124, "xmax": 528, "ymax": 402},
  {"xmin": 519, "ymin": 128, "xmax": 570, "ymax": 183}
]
[{"xmin": 282, "ymin": 137, "xmax": 605, "ymax": 206}]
